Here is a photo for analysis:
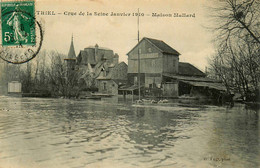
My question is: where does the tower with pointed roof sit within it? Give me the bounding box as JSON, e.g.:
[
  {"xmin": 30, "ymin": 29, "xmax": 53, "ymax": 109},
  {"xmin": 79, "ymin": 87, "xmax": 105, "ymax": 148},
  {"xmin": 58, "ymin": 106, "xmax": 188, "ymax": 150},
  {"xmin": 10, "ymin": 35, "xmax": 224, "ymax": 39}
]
[{"xmin": 64, "ymin": 35, "xmax": 77, "ymax": 71}]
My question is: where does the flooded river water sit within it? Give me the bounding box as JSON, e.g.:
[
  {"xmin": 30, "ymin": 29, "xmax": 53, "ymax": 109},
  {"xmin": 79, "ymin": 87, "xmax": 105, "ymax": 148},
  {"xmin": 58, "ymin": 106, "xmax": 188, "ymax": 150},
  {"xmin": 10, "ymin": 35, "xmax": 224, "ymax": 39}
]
[{"xmin": 0, "ymin": 96, "xmax": 259, "ymax": 168}]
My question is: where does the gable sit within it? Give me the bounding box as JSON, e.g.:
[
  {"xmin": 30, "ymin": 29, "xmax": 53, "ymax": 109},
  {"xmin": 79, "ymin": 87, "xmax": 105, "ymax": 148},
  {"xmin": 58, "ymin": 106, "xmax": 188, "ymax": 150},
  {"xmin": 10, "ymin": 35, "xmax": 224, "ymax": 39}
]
[
  {"xmin": 127, "ymin": 37, "xmax": 180, "ymax": 56},
  {"xmin": 127, "ymin": 38, "xmax": 161, "ymax": 57}
]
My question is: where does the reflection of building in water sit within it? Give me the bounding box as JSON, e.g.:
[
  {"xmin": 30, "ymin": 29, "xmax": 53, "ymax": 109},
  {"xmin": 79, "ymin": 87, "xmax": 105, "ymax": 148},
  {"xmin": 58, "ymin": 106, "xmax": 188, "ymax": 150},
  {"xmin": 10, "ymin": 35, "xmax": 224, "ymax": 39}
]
[
  {"xmin": 123, "ymin": 107, "xmax": 179, "ymax": 150},
  {"xmin": 123, "ymin": 37, "xmax": 226, "ymax": 99}
]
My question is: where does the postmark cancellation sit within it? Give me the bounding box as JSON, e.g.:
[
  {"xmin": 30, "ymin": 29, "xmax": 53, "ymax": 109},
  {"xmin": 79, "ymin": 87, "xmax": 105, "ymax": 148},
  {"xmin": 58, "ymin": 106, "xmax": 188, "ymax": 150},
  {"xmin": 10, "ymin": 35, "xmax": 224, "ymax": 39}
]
[{"xmin": 0, "ymin": 0, "xmax": 43, "ymax": 64}]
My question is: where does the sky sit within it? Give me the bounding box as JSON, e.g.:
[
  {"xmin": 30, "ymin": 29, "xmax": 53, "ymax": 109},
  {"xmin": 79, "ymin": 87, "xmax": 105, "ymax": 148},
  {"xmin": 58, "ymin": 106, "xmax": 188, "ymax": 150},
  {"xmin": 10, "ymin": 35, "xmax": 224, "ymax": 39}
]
[{"xmin": 36, "ymin": 0, "xmax": 215, "ymax": 71}]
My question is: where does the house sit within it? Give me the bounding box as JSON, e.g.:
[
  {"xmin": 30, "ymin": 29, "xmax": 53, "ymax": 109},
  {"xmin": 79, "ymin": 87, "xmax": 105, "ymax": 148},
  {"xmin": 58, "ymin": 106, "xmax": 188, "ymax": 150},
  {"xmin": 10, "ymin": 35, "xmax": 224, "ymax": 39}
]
[
  {"xmin": 64, "ymin": 36, "xmax": 122, "ymax": 92},
  {"xmin": 7, "ymin": 81, "xmax": 22, "ymax": 97},
  {"xmin": 126, "ymin": 37, "xmax": 181, "ymax": 97},
  {"xmin": 96, "ymin": 62, "xmax": 128, "ymax": 95},
  {"xmin": 76, "ymin": 44, "xmax": 119, "ymax": 68},
  {"xmin": 127, "ymin": 37, "xmax": 180, "ymax": 87},
  {"xmin": 125, "ymin": 37, "xmax": 226, "ymax": 99}
]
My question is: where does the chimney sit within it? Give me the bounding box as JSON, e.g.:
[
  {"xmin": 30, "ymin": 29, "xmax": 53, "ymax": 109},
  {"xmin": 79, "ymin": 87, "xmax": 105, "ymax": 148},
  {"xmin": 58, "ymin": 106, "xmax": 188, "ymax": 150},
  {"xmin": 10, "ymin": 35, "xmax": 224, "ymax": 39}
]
[{"xmin": 114, "ymin": 53, "xmax": 119, "ymax": 64}]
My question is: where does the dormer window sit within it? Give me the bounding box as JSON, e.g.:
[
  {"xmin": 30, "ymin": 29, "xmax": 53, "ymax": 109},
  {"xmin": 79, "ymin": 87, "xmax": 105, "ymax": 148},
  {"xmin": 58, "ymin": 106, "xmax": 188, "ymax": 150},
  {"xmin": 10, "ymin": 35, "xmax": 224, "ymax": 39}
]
[{"xmin": 101, "ymin": 68, "xmax": 106, "ymax": 77}]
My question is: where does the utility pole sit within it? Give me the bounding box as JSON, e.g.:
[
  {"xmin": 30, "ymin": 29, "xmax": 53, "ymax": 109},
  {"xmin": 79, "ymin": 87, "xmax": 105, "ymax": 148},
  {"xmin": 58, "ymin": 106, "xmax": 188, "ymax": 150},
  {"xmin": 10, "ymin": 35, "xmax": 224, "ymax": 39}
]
[{"xmin": 137, "ymin": 8, "xmax": 141, "ymax": 101}]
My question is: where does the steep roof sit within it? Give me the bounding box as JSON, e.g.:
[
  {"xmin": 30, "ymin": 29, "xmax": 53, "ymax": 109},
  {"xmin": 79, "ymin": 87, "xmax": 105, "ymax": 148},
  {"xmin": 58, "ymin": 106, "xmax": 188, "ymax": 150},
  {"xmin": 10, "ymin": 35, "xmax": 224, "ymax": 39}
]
[
  {"xmin": 178, "ymin": 62, "xmax": 205, "ymax": 77},
  {"xmin": 127, "ymin": 37, "xmax": 180, "ymax": 56},
  {"xmin": 66, "ymin": 36, "xmax": 76, "ymax": 59},
  {"xmin": 145, "ymin": 37, "xmax": 180, "ymax": 55},
  {"xmin": 110, "ymin": 62, "xmax": 127, "ymax": 79},
  {"xmin": 77, "ymin": 50, "xmax": 96, "ymax": 65},
  {"xmin": 96, "ymin": 62, "xmax": 128, "ymax": 80}
]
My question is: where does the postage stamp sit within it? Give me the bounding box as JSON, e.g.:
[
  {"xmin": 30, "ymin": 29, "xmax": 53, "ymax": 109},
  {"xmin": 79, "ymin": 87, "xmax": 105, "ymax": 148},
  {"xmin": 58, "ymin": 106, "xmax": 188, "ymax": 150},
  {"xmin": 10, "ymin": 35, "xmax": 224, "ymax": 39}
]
[
  {"xmin": 1, "ymin": 1, "xmax": 35, "ymax": 46},
  {"xmin": 0, "ymin": 0, "xmax": 43, "ymax": 64}
]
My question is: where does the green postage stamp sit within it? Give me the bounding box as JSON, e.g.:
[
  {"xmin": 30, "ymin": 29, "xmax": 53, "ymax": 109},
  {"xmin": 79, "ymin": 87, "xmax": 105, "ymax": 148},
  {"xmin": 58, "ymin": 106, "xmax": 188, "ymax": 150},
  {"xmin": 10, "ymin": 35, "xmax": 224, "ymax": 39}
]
[{"xmin": 1, "ymin": 1, "xmax": 35, "ymax": 46}]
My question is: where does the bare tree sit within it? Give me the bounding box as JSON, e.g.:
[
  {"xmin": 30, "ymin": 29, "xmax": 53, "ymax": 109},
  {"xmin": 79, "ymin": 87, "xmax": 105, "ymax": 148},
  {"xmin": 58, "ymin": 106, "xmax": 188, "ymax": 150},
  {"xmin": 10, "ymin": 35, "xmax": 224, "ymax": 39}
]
[
  {"xmin": 208, "ymin": 36, "xmax": 259, "ymax": 101},
  {"xmin": 210, "ymin": 0, "xmax": 260, "ymax": 46},
  {"xmin": 207, "ymin": 0, "xmax": 260, "ymax": 101},
  {"xmin": 47, "ymin": 51, "xmax": 81, "ymax": 98}
]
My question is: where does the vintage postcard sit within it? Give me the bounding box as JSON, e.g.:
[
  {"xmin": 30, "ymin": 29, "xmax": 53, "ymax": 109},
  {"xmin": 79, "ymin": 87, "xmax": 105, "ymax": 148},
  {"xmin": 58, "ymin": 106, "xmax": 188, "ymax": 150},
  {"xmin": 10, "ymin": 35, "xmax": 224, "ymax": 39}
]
[{"xmin": 0, "ymin": 0, "xmax": 259, "ymax": 168}]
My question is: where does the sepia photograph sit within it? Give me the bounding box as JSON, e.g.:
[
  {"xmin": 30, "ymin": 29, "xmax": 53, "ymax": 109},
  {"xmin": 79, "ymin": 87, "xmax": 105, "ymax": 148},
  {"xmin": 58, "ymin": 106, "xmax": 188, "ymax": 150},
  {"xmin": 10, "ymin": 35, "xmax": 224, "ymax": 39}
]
[{"xmin": 0, "ymin": 0, "xmax": 259, "ymax": 167}]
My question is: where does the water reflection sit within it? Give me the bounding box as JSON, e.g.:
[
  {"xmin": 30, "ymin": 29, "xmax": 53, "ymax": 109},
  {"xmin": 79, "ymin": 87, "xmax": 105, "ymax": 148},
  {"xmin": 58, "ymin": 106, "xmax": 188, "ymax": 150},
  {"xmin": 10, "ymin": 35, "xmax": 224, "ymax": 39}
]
[{"xmin": 0, "ymin": 96, "xmax": 259, "ymax": 168}]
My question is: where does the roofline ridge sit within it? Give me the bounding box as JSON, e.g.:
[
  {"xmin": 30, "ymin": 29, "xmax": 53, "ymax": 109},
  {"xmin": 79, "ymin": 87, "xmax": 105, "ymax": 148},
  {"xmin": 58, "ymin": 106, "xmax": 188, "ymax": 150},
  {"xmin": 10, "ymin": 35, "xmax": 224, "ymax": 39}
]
[
  {"xmin": 126, "ymin": 37, "xmax": 180, "ymax": 56},
  {"xmin": 179, "ymin": 62, "xmax": 191, "ymax": 64},
  {"xmin": 144, "ymin": 37, "xmax": 163, "ymax": 41},
  {"xmin": 179, "ymin": 62, "xmax": 205, "ymax": 75},
  {"xmin": 145, "ymin": 37, "xmax": 180, "ymax": 55}
]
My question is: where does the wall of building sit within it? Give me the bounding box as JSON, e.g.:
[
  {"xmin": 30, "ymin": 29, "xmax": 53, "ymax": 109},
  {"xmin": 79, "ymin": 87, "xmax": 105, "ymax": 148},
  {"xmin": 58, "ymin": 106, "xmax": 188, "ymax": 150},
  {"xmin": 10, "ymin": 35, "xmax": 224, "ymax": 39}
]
[
  {"xmin": 162, "ymin": 82, "xmax": 178, "ymax": 97},
  {"xmin": 128, "ymin": 58, "xmax": 163, "ymax": 74},
  {"xmin": 128, "ymin": 39, "xmax": 163, "ymax": 74},
  {"xmin": 128, "ymin": 39, "xmax": 180, "ymax": 75},
  {"xmin": 162, "ymin": 55, "xmax": 179, "ymax": 74},
  {"xmin": 127, "ymin": 39, "xmax": 180, "ymax": 96},
  {"xmin": 128, "ymin": 73, "xmax": 163, "ymax": 88},
  {"xmin": 145, "ymin": 73, "xmax": 162, "ymax": 88},
  {"xmin": 8, "ymin": 81, "xmax": 22, "ymax": 93},
  {"xmin": 127, "ymin": 73, "xmax": 145, "ymax": 86},
  {"xmin": 98, "ymin": 80, "xmax": 118, "ymax": 95}
]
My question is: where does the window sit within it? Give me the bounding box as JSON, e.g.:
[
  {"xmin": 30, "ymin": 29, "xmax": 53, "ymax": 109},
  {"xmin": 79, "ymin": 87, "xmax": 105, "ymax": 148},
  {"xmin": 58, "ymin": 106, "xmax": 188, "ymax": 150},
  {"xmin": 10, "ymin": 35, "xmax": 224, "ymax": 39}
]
[
  {"xmin": 148, "ymin": 48, "xmax": 152, "ymax": 52},
  {"xmin": 103, "ymin": 82, "xmax": 107, "ymax": 90},
  {"xmin": 138, "ymin": 48, "xmax": 141, "ymax": 54},
  {"xmin": 152, "ymin": 60, "xmax": 155, "ymax": 66},
  {"xmin": 101, "ymin": 68, "xmax": 106, "ymax": 77}
]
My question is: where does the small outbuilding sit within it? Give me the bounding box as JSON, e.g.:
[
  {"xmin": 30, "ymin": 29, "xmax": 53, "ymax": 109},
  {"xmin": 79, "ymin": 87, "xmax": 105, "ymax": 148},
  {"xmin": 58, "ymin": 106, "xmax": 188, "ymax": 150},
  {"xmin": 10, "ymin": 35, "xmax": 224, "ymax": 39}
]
[
  {"xmin": 96, "ymin": 62, "xmax": 128, "ymax": 95},
  {"xmin": 8, "ymin": 81, "xmax": 22, "ymax": 96}
]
